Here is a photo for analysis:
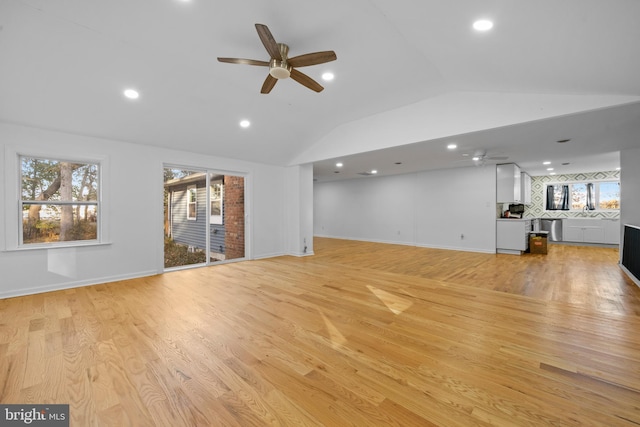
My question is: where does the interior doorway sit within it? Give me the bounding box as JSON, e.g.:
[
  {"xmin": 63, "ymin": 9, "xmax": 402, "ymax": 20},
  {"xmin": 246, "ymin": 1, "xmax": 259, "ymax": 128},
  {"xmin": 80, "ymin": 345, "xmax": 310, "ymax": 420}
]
[{"xmin": 163, "ymin": 167, "xmax": 245, "ymax": 269}]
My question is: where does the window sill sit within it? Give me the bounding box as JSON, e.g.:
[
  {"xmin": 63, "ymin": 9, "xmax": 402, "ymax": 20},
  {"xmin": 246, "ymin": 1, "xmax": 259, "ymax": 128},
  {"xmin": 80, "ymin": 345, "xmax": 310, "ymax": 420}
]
[{"xmin": 3, "ymin": 241, "xmax": 113, "ymax": 252}]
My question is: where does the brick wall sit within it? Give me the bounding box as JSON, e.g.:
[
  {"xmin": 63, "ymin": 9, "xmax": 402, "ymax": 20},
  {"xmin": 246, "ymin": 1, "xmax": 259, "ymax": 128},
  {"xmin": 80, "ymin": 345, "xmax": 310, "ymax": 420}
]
[{"xmin": 224, "ymin": 176, "xmax": 245, "ymax": 259}]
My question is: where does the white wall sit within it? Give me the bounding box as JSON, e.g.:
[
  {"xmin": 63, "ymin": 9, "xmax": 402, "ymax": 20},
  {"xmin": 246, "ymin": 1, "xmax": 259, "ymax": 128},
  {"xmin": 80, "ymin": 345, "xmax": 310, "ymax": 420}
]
[
  {"xmin": 284, "ymin": 164, "xmax": 314, "ymax": 257},
  {"xmin": 314, "ymin": 166, "xmax": 497, "ymax": 253},
  {"xmin": 620, "ymin": 146, "xmax": 640, "ymax": 256},
  {"xmin": 621, "ymin": 147, "xmax": 640, "ymax": 228},
  {"xmin": 293, "ymin": 92, "xmax": 640, "ymax": 165},
  {"xmin": 620, "ymin": 146, "xmax": 640, "ymax": 285},
  {"xmin": 0, "ymin": 123, "xmax": 289, "ymax": 298}
]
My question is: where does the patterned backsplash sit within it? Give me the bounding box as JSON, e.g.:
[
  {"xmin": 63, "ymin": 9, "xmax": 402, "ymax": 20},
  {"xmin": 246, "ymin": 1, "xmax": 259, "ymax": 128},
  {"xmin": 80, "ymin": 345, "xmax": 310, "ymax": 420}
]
[{"xmin": 523, "ymin": 170, "xmax": 620, "ymax": 219}]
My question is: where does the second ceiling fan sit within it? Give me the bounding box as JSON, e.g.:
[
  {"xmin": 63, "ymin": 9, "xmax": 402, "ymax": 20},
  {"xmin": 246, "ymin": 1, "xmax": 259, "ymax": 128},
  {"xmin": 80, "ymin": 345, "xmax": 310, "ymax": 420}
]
[{"xmin": 218, "ymin": 23, "xmax": 337, "ymax": 94}]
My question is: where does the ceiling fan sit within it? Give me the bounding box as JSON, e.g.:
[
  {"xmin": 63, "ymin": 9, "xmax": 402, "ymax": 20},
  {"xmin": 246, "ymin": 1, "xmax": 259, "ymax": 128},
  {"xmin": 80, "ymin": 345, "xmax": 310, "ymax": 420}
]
[
  {"xmin": 217, "ymin": 24, "xmax": 337, "ymax": 94},
  {"xmin": 459, "ymin": 149, "xmax": 509, "ymax": 166}
]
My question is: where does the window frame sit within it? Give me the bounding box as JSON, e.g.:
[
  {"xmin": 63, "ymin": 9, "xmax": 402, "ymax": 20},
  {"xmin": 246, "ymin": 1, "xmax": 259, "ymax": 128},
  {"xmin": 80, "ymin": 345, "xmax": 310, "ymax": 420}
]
[
  {"xmin": 545, "ymin": 179, "xmax": 620, "ymax": 212},
  {"xmin": 4, "ymin": 146, "xmax": 110, "ymax": 251},
  {"xmin": 209, "ymin": 181, "xmax": 223, "ymax": 225},
  {"xmin": 186, "ymin": 185, "xmax": 197, "ymax": 221},
  {"xmin": 597, "ymin": 181, "xmax": 621, "ymax": 210},
  {"xmin": 19, "ymin": 156, "xmax": 101, "ymax": 247}
]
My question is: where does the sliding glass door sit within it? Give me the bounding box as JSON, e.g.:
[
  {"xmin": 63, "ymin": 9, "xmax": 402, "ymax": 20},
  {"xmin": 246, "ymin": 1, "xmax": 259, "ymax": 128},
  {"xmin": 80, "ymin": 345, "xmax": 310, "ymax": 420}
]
[{"xmin": 164, "ymin": 167, "xmax": 245, "ymax": 269}]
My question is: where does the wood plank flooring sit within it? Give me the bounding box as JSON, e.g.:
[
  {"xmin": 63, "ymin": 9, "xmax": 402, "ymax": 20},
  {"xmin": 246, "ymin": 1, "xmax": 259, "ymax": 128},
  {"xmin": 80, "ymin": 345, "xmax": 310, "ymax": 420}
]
[{"xmin": 1, "ymin": 237, "xmax": 640, "ymax": 426}]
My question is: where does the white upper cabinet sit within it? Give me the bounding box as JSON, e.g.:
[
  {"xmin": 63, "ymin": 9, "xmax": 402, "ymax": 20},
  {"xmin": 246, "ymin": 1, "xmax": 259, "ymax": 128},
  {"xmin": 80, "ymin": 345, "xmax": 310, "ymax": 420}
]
[
  {"xmin": 496, "ymin": 163, "xmax": 522, "ymax": 203},
  {"xmin": 521, "ymin": 172, "xmax": 532, "ymax": 205}
]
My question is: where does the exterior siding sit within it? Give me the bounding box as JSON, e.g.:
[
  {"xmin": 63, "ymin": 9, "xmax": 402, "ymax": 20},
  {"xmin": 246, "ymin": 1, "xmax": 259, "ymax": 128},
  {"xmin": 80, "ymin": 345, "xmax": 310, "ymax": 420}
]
[
  {"xmin": 169, "ymin": 181, "xmax": 226, "ymax": 256},
  {"xmin": 210, "ymin": 224, "xmax": 225, "ymax": 255}
]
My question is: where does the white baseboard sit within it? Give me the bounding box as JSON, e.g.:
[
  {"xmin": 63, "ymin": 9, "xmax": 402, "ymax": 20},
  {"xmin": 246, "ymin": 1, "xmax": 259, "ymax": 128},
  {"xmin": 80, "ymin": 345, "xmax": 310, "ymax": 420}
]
[
  {"xmin": 620, "ymin": 264, "xmax": 640, "ymax": 289},
  {"xmin": 252, "ymin": 251, "xmax": 286, "ymax": 260},
  {"xmin": 289, "ymin": 250, "xmax": 315, "ymax": 257},
  {"xmin": 0, "ymin": 270, "xmax": 159, "ymax": 300},
  {"xmin": 315, "ymin": 234, "xmax": 495, "ymax": 254}
]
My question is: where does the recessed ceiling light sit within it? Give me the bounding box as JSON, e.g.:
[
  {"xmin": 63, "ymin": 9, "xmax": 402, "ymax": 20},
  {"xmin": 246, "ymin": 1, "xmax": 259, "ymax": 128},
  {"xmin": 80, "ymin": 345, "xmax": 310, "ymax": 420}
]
[
  {"xmin": 371, "ymin": 170, "xmax": 378, "ymax": 174},
  {"xmin": 472, "ymin": 156, "xmax": 481, "ymax": 161},
  {"xmin": 336, "ymin": 162, "xmax": 343, "ymax": 167},
  {"xmin": 447, "ymin": 143, "xmax": 457, "ymax": 150},
  {"xmin": 322, "ymin": 72, "xmax": 335, "ymax": 81},
  {"xmin": 547, "ymin": 168, "xmax": 554, "ymax": 171},
  {"xmin": 473, "ymin": 20, "xmax": 494, "ymax": 31},
  {"xmin": 616, "ymin": 167, "xmax": 621, "ymax": 171},
  {"xmin": 239, "ymin": 119, "xmax": 251, "ymax": 128},
  {"xmin": 123, "ymin": 89, "xmax": 139, "ymax": 99},
  {"xmin": 543, "ymin": 161, "xmax": 551, "ymax": 165},
  {"xmin": 550, "ymin": 172, "xmax": 556, "ymax": 176}
]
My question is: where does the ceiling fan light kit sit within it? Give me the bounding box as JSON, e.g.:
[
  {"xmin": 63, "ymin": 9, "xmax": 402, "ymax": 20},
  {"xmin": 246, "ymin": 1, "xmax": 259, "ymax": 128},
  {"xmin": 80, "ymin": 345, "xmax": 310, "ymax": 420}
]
[
  {"xmin": 269, "ymin": 59, "xmax": 292, "ymax": 79},
  {"xmin": 269, "ymin": 43, "xmax": 292, "ymax": 79},
  {"xmin": 217, "ymin": 24, "xmax": 337, "ymax": 94}
]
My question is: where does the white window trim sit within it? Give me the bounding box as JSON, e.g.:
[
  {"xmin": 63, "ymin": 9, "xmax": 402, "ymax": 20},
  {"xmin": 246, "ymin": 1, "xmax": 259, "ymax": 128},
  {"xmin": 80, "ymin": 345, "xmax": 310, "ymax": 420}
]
[
  {"xmin": 594, "ymin": 181, "xmax": 621, "ymax": 211},
  {"xmin": 210, "ymin": 181, "xmax": 223, "ymax": 225},
  {"xmin": 187, "ymin": 185, "xmax": 197, "ymax": 220},
  {"xmin": 4, "ymin": 146, "xmax": 110, "ymax": 251},
  {"xmin": 544, "ymin": 179, "xmax": 620, "ymax": 212}
]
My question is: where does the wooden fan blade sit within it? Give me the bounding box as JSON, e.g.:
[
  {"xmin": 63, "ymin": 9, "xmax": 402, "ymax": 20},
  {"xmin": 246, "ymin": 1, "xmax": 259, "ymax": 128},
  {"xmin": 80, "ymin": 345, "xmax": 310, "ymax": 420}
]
[
  {"xmin": 288, "ymin": 51, "xmax": 337, "ymax": 67},
  {"xmin": 217, "ymin": 57, "xmax": 269, "ymax": 66},
  {"xmin": 290, "ymin": 68, "xmax": 324, "ymax": 92},
  {"xmin": 261, "ymin": 74, "xmax": 277, "ymax": 94},
  {"xmin": 255, "ymin": 24, "xmax": 281, "ymax": 60}
]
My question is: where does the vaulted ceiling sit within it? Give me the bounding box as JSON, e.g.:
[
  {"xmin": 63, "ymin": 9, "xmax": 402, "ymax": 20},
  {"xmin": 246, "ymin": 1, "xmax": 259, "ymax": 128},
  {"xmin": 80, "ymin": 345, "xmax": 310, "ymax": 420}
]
[{"xmin": 1, "ymin": 0, "xmax": 639, "ymax": 181}]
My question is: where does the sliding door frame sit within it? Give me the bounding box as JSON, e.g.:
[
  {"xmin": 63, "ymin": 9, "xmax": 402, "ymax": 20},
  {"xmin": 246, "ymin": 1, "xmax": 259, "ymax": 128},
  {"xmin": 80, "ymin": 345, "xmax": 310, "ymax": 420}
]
[{"xmin": 163, "ymin": 163, "xmax": 250, "ymax": 272}]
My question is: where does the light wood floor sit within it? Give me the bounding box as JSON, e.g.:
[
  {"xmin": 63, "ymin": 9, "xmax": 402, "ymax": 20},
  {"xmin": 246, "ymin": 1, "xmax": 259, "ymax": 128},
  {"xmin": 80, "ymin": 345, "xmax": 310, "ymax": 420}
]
[{"xmin": 1, "ymin": 237, "xmax": 640, "ymax": 426}]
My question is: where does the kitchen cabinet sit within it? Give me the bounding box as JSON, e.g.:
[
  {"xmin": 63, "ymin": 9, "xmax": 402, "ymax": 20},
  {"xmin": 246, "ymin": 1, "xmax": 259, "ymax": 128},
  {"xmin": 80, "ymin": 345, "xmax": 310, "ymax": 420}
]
[
  {"xmin": 562, "ymin": 218, "xmax": 619, "ymax": 244},
  {"xmin": 497, "ymin": 219, "xmax": 531, "ymax": 254},
  {"xmin": 563, "ymin": 224, "xmax": 603, "ymax": 243},
  {"xmin": 603, "ymin": 219, "xmax": 620, "ymax": 244},
  {"xmin": 521, "ymin": 172, "xmax": 532, "ymax": 205},
  {"xmin": 497, "ymin": 163, "xmax": 522, "ymax": 203}
]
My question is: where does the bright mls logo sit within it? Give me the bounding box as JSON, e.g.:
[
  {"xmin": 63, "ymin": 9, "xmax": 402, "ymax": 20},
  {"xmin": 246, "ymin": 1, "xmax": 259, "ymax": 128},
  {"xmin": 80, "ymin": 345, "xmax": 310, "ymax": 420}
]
[{"xmin": 1, "ymin": 405, "xmax": 69, "ymax": 426}]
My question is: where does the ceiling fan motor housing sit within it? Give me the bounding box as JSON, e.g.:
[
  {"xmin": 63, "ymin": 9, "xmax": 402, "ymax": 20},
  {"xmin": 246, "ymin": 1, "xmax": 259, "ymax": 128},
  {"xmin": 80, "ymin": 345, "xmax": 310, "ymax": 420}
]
[
  {"xmin": 269, "ymin": 43, "xmax": 291, "ymax": 79},
  {"xmin": 269, "ymin": 59, "xmax": 291, "ymax": 79}
]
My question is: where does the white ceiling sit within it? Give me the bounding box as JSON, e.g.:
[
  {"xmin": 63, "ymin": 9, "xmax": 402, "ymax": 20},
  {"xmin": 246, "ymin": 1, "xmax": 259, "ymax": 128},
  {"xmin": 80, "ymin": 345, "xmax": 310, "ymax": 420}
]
[{"xmin": 1, "ymin": 0, "xmax": 639, "ymax": 181}]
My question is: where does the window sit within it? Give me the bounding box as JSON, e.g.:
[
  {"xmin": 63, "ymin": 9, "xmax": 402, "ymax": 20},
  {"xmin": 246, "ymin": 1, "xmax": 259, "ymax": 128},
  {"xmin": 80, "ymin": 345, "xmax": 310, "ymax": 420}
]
[
  {"xmin": 599, "ymin": 181, "xmax": 620, "ymax": 209},
  {"xmin": 571, "ymin": 183, "xmax": 588, "ymax": 210},
  {"xmin": 210, "ymin": 181, "xmax": 223, "ymax": 225},
  {"xmin": 546, "ymin": 184, "xmax": 569, "ymax": 210},
  {"xmin": 20, "ymin": 156, "xmax": 99, "ymax": 245},
  {"xmin": 187, "ymin": 186, "xmax": 197, "ymax": 220},
  {"xmin": 546, "ymin": 181, "xmax": 619, "ymax": 211}
]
